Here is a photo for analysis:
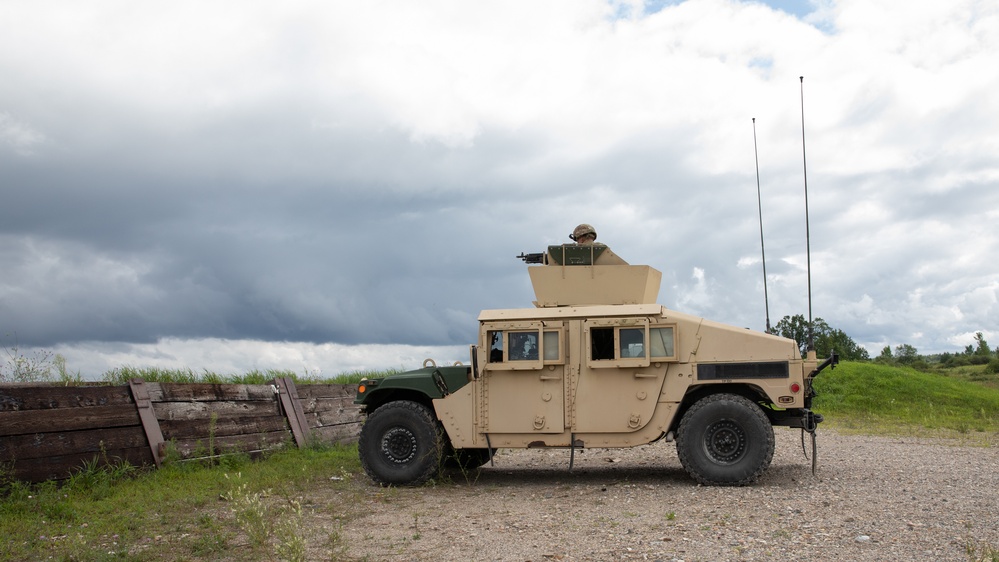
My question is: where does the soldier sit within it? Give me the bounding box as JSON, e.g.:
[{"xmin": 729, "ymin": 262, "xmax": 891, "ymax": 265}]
[{"xmin": 570, "ymin": 223, "xmax": 597, "ymax": 245}]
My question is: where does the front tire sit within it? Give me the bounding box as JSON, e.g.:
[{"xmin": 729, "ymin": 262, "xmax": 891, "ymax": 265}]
[
  {"xmin": 676, "ymin": 393, "xmax": 775, "ymax": 486},
  {"xmin": 358, "ymin": 401, "xmax": 444, "ymax": 486}
]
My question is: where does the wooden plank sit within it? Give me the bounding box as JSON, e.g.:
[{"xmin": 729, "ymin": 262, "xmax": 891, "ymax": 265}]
[
  {"xmin": 0, "ymin": 426, "xmax": 148, "ymax": 462},
  {"xmin": 305, "ymin": 397, "xmax": 361, "ymax": 415},
  {"xmin": 299, "ymin": 395, "xmax": 357, "ymax": 415},
  {"xmin": 130, "ymin": 379, "xmax": 166, "ymax": 468},
  {"xmin": 160, "ymin": 416, "xmax": 290, "ymax": 440},
  {"xmin": 0, "ymin": 405, "xmax": 140, "ymax": 436},
  {"xmin": 310, "ymin": 408, "xmax": 363, "ymax": 427},
  {"xmin": 295, "ymin": 384, "xmax": 355, "ymax": 400},
  {"xmin": 273, "ymin": 378, "xmax": 309, "ymax": 448},
  {"xmin": 0, "ymin": 385, "xmax": 134, "ymax": 411},
  {"xmin": 9, "ymin": 446, "xmax": 154, "ymax": 483},
  {"xmin": 152, "ymin": 400, "xmax": 281, "ymax": 421},
  {"xmin": 166, "ymin": 430, "xmax": 292, "ymax": 458},
  {"xmin": 309, "ymin": 424, "xmax": 361, "ymax": 445},
  {"xmin": 149, "ymin": 383, "xmax": 278, "ymax": 402},
  {"xmin": 284, "ymin": 379, "xmax": 310, "ymax": 447}
]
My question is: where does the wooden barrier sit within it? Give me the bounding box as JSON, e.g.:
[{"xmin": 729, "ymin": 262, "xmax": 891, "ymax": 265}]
[{"xmin": 0, "ymin": 379, "xmax": 362, "ymax": 483}]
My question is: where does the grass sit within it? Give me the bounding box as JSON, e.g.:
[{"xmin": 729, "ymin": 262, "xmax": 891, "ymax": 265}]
[
  {"xmin": 0, "ymin": 442, "xmax": 362, "ymax": 561},
  {"xmin": 3, "ymin": 362, "xmax": 999, "ymax": 560},
  {"xmin": 99, "ymin": 366, "xmax": 387, "ymax": 386},
  {"xmin": 813, "ymin": 361, "xmax": 999, "ymax": 437},
  {"xmin": 14, "ymin": 364, "xmax": 398, "ymax": 386}
]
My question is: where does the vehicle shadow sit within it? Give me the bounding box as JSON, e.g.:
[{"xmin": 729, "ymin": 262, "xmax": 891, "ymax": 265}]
[
  {"xmin": 444, "ymin": 457, "xmax": 817, "ymax": 489},
  {"xmin": 451, "ymin": 462, "xmax": 694, "ymax": 487}
]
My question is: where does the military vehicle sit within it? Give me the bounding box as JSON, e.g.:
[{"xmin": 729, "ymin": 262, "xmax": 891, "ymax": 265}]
[{"xmin": 354, "ymin": 241, "xmax": 836, "ymax": 486}]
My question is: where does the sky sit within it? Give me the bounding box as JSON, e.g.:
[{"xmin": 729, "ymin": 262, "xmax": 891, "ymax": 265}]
[{"xmin": 1, "ymin": 0, "xmax": 997, "ymax": 379}]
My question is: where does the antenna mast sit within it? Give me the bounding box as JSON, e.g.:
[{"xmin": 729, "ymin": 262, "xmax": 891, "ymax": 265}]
[
  {"xmin": 800, "ymin": 76, "xmax": 814, "ymax": 355},
  {"xmin": 752, "ymin": 117, "xmax": 772, "ymax": 333}
]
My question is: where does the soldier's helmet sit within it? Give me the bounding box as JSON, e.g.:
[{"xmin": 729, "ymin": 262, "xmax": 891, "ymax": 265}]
[{"xmin": 570, "ymin": 223, "xmax": 597, "ymax": 242}]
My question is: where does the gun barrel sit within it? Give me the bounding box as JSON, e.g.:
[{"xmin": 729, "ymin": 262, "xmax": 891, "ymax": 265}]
[{"xmin": 517, "ymin": 252, "xmax": 545, "ymax": 264}]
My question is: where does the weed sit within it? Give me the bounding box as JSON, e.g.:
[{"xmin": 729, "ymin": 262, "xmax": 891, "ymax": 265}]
[
  {"xmin": 1, "ymin": 333, "xmax": 54, "ymax": 383},
  {"xmin": 966, "ymin": 539, "xmax": 999, "ymax": 562},
  {"xmin": 326, "ymin": 520, "xmax": 350, "ymax": 560},
  {"xmin": 208, "ymin": 411, "xmax": 218, "ymax": 464},
  {"xmin": 64, "ymin": 445, "xmax": 136, "ymax": 501},
  {"xmin": 222, "ymin": 472, "xmax": 272, "ymax": 548},
  {"xmin": 411, "ymin": 511, "xmax": 422, "ymax": 540},
  {"xmin": 191, "ymin": 528, "xmax": 231, "ymax": 556},
  {"xmin": 275, "ymin": 498, "xmax": 307, "ymax": 562}
]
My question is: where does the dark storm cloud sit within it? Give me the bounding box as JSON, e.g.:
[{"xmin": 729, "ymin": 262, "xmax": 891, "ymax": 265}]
[{"xmin": 1, "ymin": 100, "xmax": 565, "ymax": 349}]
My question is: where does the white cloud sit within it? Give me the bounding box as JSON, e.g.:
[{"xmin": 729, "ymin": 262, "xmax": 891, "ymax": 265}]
[
  {"xmin": 39, "ymin": 338, "xmax": 469, "ymax": 381},
  {"xmin": 0, "ymin": 112, "xmax": 46, "ymax": 155}
]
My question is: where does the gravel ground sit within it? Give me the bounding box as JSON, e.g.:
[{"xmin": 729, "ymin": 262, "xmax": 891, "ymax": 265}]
[{"xmin": 336, "ymin": 428, "xmax": 999, "ymax": 561}]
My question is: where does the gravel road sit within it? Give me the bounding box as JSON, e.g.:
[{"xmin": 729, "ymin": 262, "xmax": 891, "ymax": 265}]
[{"xmin": 337, "ymin": 428, "xmax": 999, "ymax": 561}]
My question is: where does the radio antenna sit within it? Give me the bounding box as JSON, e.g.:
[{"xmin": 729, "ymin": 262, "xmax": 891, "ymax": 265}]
[
  {"xmin": 800, "ymin": 76, "xmax": 814, "ymax": 355},
  {"xmin": 752, "ymin": 117, "xmax": 772, "ymax": 333}
]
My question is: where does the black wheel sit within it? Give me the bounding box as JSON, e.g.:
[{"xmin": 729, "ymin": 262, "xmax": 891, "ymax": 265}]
[
  {"xmin": 358, "ymin": 401, "xmax": 444, "ymax": 486},
  {"xmin": 676, "ymin": 393, "xmax": 775, "ymax": 486},
  {"xmin": 445, "ymin": 448, "xmax": 492, "ymax": 471}
]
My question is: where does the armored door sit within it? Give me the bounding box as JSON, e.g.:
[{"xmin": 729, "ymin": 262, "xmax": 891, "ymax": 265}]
[
  {"xmin": 479, "ymin": 321, "xmax": 566, "ymax": 434},
  {"xmin": 572, "ymin": 318, "xmax": 676, "ymax": 433}
]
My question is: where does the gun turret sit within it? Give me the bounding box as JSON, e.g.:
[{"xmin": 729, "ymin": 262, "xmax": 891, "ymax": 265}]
[
  {"xmin": 517, "ymin": 252, "xmax": 545, "ymax": 264},
  {"xmin": 517, "ymin": 244, "xmax": 660, "ymax": 307}
]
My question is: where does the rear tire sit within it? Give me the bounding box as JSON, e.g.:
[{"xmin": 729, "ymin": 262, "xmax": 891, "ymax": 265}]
[
  {"xmin": 676, "ymin": 393, "xmax": 774, "ymax": 486},
  {"xmin": 358, "ymin": 401, "xmax": 444, "ymax": 486}
]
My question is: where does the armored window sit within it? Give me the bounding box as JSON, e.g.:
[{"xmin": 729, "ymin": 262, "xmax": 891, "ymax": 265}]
[
  {"xmin": 509, "ymin": 332, "xmax": 539, "ymax": 361},
  {"xmin": 619, "ymin": 328, "xmax": 645, "ymax": 358},
  {"xmin": 482, "ymin": 321, "xmax": 564, "ymax": 369},
  {"xmin": 543, "ymin": 330, "xmax": 560, "ymax": 361},
  {"xmin": 650, "ymin": 326, "xmax": 676, "ymax": 359},
  {"xmin": 486, "ymin": 330, "xmax": 504, "ymax": 363},
  {"xmin": 585, "ymin": 318, "xmax": 651, "ymax": 368},
  {"xmin": 590, "ymin": 327, "xmax": 614, "ymax": 360}
]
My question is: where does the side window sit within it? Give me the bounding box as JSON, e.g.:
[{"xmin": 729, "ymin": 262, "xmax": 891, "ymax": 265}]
[
  {"xmin": 543, "ymin": 331, "xmax": 560, "ymax": 361},
  {"xmin": 487, "ymin": 330, "xmax": 504, "ymax": 363},
  {"xmin": 619, "ymin": 328, "xmax": 645, "ymax": 358},
  {"xmin": 509, "ymin": 332, "xmax": 539, "ymax": 361},
  {"xmin": 482, "ymin": 321, "xmax": 564, "ymax": 369},
  {"xmin": 650, "ymin": 326, "xmax": 676, "ymax": 359},
  {"xmin": 586, "ymin": 319, "xmax": 654, "ymax": 368},
  {"xmin": 590, "ymin": 327, "xmax": 614, "ymax": 360}
]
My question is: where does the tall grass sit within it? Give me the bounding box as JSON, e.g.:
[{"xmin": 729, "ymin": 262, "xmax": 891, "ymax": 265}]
[{"xmin": 98, "ymin": 366, "xmax": 391, "ymax": 385}]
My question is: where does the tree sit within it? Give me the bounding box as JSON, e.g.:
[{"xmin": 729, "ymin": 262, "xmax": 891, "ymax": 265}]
[
  {"xmin": 894, "ymin": 344, "xmax": 919, "ymax": 365},
  {"xmin": 876, "ymin": 345, "xmax": 893, "ymax": 364},
  {"xmin": 773, "ymin": 315, "xmax": 810, "ymax": 353},
  {"xmin": 816, "ymin": 327, "xmax": 870, "ymax": 362},
  {"xmin": 773, "ymin": 315, "xmax": 868, "ymax": 361},
  {"xmin": 973, "ymin": 332, "xmax": 991, "ymax": 356}
]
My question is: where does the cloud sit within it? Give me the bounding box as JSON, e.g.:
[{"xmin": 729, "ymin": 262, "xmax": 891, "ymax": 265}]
[
  {"xmin": 1, "ymin": 0, "xmax": 998, "ymax": 377},
  {"xmin": 0, "ymin": 112, "xmax": 46, "ymax": 155}
]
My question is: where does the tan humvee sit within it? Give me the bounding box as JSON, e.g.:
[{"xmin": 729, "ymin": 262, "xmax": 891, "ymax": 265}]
[{"xmin": 355, "ymin": 243, "xmax": 833, "ymax": 486}]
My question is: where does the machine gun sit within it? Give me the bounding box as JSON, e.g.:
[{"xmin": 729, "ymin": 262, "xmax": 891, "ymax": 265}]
[{"xmin": 516, "ymin": 252, "xmax": 545, "ymax": 264}]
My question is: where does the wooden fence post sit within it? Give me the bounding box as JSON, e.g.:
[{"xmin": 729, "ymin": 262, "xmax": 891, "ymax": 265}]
[
  {"xmin": 129, "ymin": 379, "xmax": 165, "ymax": 468},
  {"xmin": 273, "ymin": 377, "xmax": 310, "ymax": 448}
]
